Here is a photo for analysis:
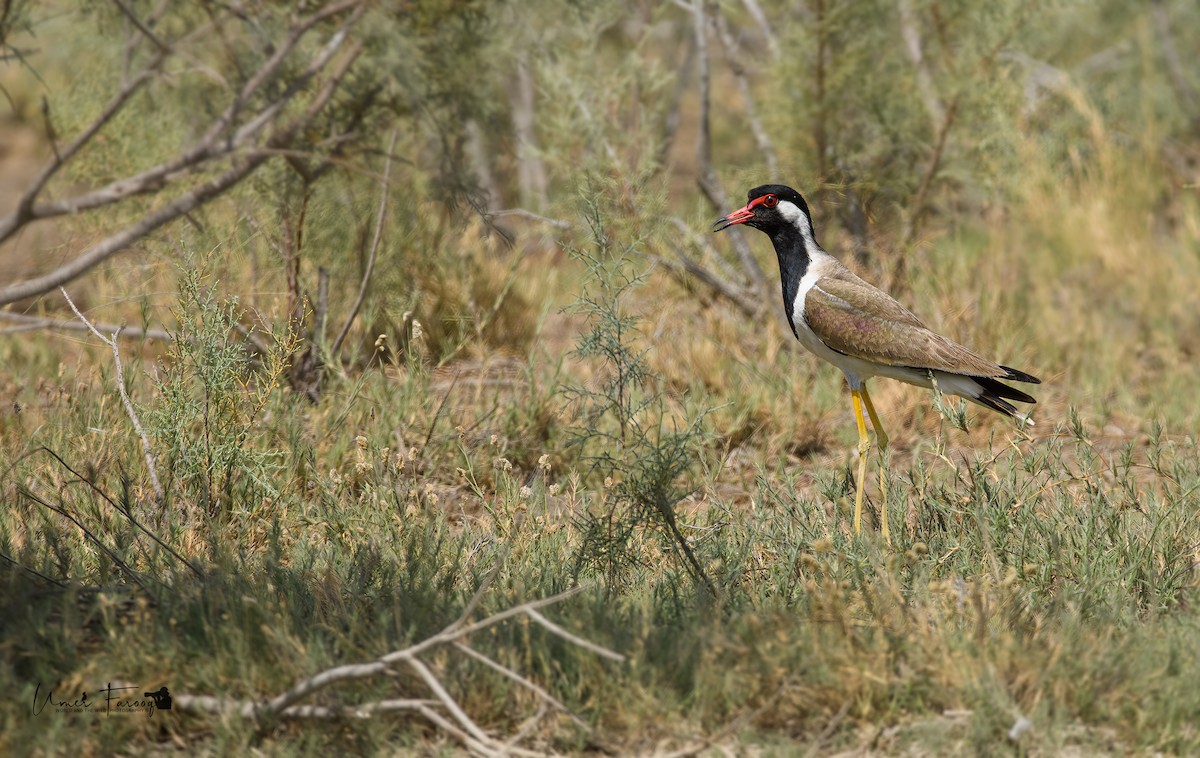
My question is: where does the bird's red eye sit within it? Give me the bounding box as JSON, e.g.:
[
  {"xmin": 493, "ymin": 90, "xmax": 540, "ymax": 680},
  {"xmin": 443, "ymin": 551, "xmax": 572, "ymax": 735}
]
[{"xmin": 763, "ymin": 194, "xmax": 778, "ymax": 209}]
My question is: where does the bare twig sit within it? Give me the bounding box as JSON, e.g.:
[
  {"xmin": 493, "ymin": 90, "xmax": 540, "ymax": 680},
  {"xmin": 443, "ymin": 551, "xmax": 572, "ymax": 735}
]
[
  {"xmin": 0, "ymin": 1, "xmax": 368, "ymax": 308},
  {"xmin": 710, "ymin": 5, "xmax": 778, "ymax": 180},
  {"xmin": 404, "ymin": 654, "xmax": 493, "ymax": 745},
  {"xmin": 0, "ymin": 310, "xmax": 172, "ymax": 340},
  {"xmin": 901, "ymin": 94, "xmax": 959, "ymax": 248},
  {"xmin": 1149, "ymin": 0, "xmax": 1199, "ymax": 126},
  {"xmin": 20, "ymin": 485, "xmax": 153, "ymax": 596},
  {"xmin": 897, "ymin": 0, "xmax": 945, "ymax": 129},
  {"xmin": 651, "ymin": 217, "xmax": 760, "ymax": 317},
  {"xmin": 0, "ymin": 66, "xmax": 159, "ymax": 245},
  {"xmin": 656, "ymin": 30, "xmax": 696, "ymax": 169},
  {"xmin": 61, "ymin": 288, "xmax": 164, "ymax": 505},
  {"xmin": 111, "ymin": 0, "xmax": 170, "ymax": 54},
  {"xmin": 739, "ymin": 0, "xmax": 780, "ymax": 60},
  {"xmin": 650, "ymin": 253, "xmax": 757, "ymax": 319},
  {"xmin": 171, "ymin": 587, "xmax": 620, "ymax": 756},
  {"xmin": 172, "ymin": 695, "xmax": 440, "ymax": 720},
  {"xmin": 524, "ymin": 607, "xmax": 626, "ymax": 662},
  {"xmin": 315, "ymin": 267, "xmax": 330, "ymax": 341},
  {"xmin": 330, "ymin": 128, "xmax": 398, "ymax": 357},
  {"xmin": 453, "ymin": 641, "xmax": 588, "ymax": 729},
  {"xmin": 511, "ymin": 55, "xmax": 548, "ymax": 210},
  {"xmin": 488, "ymin": 208, "xmax": 572, "ymax": 229},
  {"xmin": 812, "ymin": 0, "xmax": 829, "ymax": 184},
  {"xmin": 691, "ymin": 0, "xmax": 769, "ymax": 293},
  {"xmin": 465, "ymin": 119, "xmax": 501, "ymax": 209},
  {"xmin": 33, "ymin": 447, "xmax": 203, "ymax": 578}
]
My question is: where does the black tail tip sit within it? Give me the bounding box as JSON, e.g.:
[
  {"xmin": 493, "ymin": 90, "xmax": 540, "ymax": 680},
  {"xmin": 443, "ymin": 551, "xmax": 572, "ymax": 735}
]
[
  {"xmin": 976, "ymin": 393, "xmax": 1035, "ymax": 425},
  {"xmin": 1000, "ymin": 365, "xmax": 1041, "ymax": 384}
]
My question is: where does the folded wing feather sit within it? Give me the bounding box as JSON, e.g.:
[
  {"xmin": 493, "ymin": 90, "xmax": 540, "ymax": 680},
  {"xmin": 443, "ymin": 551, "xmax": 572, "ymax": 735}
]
[{"xmin": 805, "ymin": 275, "xmax": 1010, "ymax": 379}]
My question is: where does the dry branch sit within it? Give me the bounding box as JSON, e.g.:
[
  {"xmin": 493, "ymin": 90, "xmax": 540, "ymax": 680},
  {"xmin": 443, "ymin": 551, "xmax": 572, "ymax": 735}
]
[
  {"xmin": 330, "ymin": 128, "xmax": 399, "ymax": 358},
  {"xmin": 171, "ymin": 586, "xmax": 622, "ymax": 757},
  {"xmin": 651, "ymin": 217, "xmax": 759, "ymax": 318},
  {"xmin": 0, "ymin": 0, "xmax": 368, "ymax": 308},
  {"xmin": 691, "ymin": 0, "xmax": 769, "ymax": 294},
  {"xmin": 710, "ymin": 5, "xmax": 778, "ymax": 180},
  {"xmin": 739, "ymin": 0, "xmax": 780, "ymax": 60},
  {"xmin": 901, "ymin": 94, "xmax": 959, "ymax": 249},
  {"xmin": 1149, "ymin": 0, "xmax": 1200, "ymax": 125},
  {"xmin": 0, "ymin": 310, "xmax": 172, "ymax": 340},
  {"xmin": 897, "ymin": 0, "xmax": 945, "ymax": 129},
  {"xmin": 511, "ymin": 55, "xmax": 548, "ymax": 211},
  {"xmin": 489, "ymin": 208, "xmax": 572, "ymax": 229},
  {"xmin": 656, "ymin": 30, "xmax": 696, "ymax": 169}
]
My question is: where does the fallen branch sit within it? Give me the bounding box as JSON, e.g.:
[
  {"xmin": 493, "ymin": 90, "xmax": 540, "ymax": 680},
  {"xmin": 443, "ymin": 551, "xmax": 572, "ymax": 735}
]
[
  {"xmin": 650, "ymin": 253, "xmax": 757, "ymax": 319},
  {"xmin": 172, "ymin": 586, "xmax": 622, "ymax": 756}
]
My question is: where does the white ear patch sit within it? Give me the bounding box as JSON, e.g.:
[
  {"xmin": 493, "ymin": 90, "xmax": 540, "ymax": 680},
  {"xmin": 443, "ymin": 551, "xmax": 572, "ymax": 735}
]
[{"xmin": 777, "ymin": 200, "xmax": 815, "ymax": 246}]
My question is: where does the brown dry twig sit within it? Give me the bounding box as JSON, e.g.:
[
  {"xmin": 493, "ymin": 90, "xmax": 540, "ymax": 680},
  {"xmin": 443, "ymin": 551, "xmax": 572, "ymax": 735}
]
[
  {"xmin": 651, "ymin": 217, "xmax": 760, "ymax": 318},
  {"xmin": 688, "ymin": 0, "xmax": 769, "ymax": 295},
  {"xmin": 0, "ymin": 310, "xmax": 172, "ymax": 340},
  {"xmin": 330, "ymin": 128, "xmax": 400, "ymax": 359},
  {"xmin": 172, "ymin": 586, "xmax": 623, "ymax": 756},
  {"xmin": 60, "ymin": 287, "xmax": 164, "ymax": 505},
  {"xmin": 709, "ymin": 4, "xmax": 778, "ymax": 180},
  {"xmin": 0, "ymin": 0, "xmax": 369, "ymax": 308}
]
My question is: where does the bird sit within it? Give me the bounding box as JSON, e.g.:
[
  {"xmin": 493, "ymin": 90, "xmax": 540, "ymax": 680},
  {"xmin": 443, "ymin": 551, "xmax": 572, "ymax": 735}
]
[{"xmin": 714, "ymin": 184, "xmax": 1039, "ymax": 543}]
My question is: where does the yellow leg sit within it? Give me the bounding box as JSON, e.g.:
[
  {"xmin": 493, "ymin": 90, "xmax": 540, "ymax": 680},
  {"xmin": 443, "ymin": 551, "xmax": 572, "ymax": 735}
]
[
  {"xmin": 860, "ymin": 386, "xmax": 890, "ymax": 545},
  {"xmin": 851, "ymin": 389, "xmax": 871, "ymax": 536}
]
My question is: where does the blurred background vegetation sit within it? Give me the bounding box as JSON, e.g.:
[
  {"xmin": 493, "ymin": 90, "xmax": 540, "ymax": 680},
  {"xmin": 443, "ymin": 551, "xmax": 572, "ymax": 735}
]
[{"xmin": 1, "ymin": 0, "xmax": 1198, "ymax": 754}]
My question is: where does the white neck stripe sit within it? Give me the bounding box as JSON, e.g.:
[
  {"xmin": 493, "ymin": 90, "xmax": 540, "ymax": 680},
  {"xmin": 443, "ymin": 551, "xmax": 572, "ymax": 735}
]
[{"xmin": 777, "ymin": 200, "xmax": 815, "ymax": 248}]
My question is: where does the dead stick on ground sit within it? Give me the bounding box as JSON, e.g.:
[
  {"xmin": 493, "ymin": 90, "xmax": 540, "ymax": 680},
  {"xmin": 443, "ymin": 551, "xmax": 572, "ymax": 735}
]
[{"xmin": 171, "ymin": 587, "xmax": 623, "ymax": 757}]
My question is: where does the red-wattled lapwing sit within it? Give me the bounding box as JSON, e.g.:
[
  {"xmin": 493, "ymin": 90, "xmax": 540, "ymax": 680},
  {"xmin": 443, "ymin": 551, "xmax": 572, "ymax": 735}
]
[{"xmin": 714, "ymin": 184, "xmax": 1039, "ymax": 543}]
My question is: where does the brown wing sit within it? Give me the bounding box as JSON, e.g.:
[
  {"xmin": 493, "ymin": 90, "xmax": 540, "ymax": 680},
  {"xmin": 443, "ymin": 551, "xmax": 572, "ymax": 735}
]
[{"xmin": 804, "ymin": 276, "xmax": 1008, "ymax": 378}]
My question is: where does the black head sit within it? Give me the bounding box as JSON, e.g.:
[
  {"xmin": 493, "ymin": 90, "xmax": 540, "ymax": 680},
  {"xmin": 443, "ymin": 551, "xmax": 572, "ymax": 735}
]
[{"xmin": 712, "ymin": 184, "xmax": 815, "ymax": 238}]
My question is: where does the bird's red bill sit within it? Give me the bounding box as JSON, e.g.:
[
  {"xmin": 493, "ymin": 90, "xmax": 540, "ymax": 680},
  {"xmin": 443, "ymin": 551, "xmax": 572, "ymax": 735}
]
[{"xmin": 712, "ymin": 205, "xmax": 754, "ymax": 232}]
